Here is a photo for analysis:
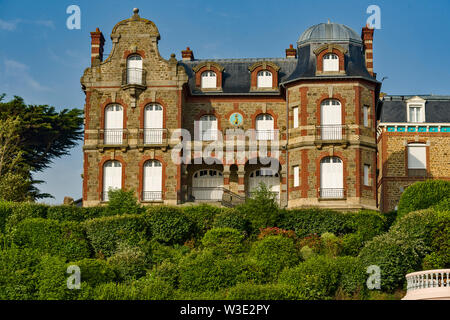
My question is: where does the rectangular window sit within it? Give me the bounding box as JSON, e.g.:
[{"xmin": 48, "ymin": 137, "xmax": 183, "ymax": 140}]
[
  {"xmin": 293, "ymin": 166, "xmax": 299, "ymax": 187},
  {"xmin": 363, "ymin": 164, "xmax": 370, "ymax": 186},
  {"xmin": 293, "ymin": 107, "xmax": 299, "ymax": 128},
  {"xmin": 363, "ymin": 106, "xmax": 369, "ymax": 127},
  {"xmin": 409, "ymin": 106, "xmax": 422, "ymax": 123},
  {"xmin": 408, "ymin": 144, "xmax": 426, "ymax": 169}
]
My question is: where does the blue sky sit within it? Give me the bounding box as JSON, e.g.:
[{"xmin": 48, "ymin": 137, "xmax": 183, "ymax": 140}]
[{"xmin": 0, "ymin": 0, "xmax": 449, "ymax": 204}]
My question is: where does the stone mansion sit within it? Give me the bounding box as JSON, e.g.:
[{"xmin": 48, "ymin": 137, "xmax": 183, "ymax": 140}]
[{"xmin": 81, "ymin": 8, "xmax": 450, "ymax": 212}]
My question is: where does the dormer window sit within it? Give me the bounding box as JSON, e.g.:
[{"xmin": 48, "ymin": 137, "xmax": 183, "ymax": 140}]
[
  {"xmin": 257, "ymin": 71, "xmax": 273, "ymax": 88},
  {"xmin": 201, "ymin": 71, "xmax": 217, "ymax": 89},
  {"xmin": 323, "ymin": 53, "xmax": 339, "ymax": 72},
  {"xmin": 406, "ymin": 96, "xmax": 426, "ymax": 123}
]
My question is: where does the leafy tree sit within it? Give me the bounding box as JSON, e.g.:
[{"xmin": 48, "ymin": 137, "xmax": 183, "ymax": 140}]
[{"xmin": 0, "ymin": 94, "xmax": 83, "ymax": 199}]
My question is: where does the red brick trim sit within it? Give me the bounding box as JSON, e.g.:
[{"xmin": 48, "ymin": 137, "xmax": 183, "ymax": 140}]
[
  {"xmin": 315, "ymin": 152, "xmax": 348, "ymax": 198},
  {"xmin": 250, "ymin": 65, "xmax": 279, "ymax": 89},
  {"xmin": 98, "ymin": 156, "xmax": 127, "ymax": 201},
  {"xmin": 84, "ymin": 91, "xmax": 92, "ymax": 139},
  {"xmin": 315, "ymin": 94, "xmax": 347, "ymax": 126},
  {"xmin": 356, "ymin": 149, "xmax": 361, "ymax": 197},
  {"xmin": 138, "ymin": 156, "xmax": 166, "ymax": 201},
  {"xmin": 251, "ymin": 109, "xmax": 279, "ymax": 129},
  {"xmin": 354, "ymin": 86, "xmax": 361, "ymax": 135},
  {"xmin": 299, "ymin": 87, "xmax": 309, "ymax": 136},
  {"xmin": 123, "ymin": 50, "xmax": 146, "ymax": 59},
  {"xmin": 186, "ymin": 96, "xmax": 285, "ymax": 103},
  {"xmin": 138, "ymin": 98, "xmax": 168, "ymax": 129},
  {"xmin": 301, "ymin": 149, "xmax": 309, "ymax": 198},
  {"xmin": 316, "ymin": 48, "xmax": 345, "ymax": 73},
  {"xmin": 83, "ymin": 153, "xmax": 88, "ymax": 201},
  {"xmin": 194, "ymin": 66, "xmax": 223, "ymax": 89}
]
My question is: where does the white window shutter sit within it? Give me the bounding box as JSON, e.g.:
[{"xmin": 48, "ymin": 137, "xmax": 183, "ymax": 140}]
[
  {"xmin": 293, "ymin": 107, "xmax": 299, "ymax": 128},
  {"xmin": 408, "ymin": 145, "xmax": 426, "ymax": 169},
  {"xmin": 364, "ymin": 164, "xmax": 370, "ymax": 186},
  {"xmin": 293, "ymin": 166, "xmax": 299, "ymax": 187}
]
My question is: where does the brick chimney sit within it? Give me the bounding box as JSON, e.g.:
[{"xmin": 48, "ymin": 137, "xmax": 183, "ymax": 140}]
[
  {"xmin": 361, "ymin": 25, "xmax": 374, "ymax": 76},
  {"xmin": 285, "ymin": 44, "xmax": 297, "ymax": 59},
  {"xmin": 90, "ymin": 27, "xmax": 105, "ymax": 66},
  {"xmin": 181, "ymin": 47, "xmax": 194, "ymax": 61}
]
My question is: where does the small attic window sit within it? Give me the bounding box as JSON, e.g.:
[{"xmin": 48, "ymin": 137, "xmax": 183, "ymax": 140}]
[
  {"xmin": 406, "ymin": 96, "xmax": 426, "ymax": 123},
  {"xmin": 201, "ymin": 71, "xmax": 217, "ymax": 89},
  {"xmin": 257, "ymin": 70, "xmax": 273, "ymax": 88},
  {"xmin": 323, "ymin": 53, "xmax": 339, "ymax": 72}
]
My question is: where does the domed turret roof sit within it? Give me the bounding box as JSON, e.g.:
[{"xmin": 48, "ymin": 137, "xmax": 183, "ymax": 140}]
[{"xmin": 297, "ymin": 22, "xmax": 362, "ymax": 45}]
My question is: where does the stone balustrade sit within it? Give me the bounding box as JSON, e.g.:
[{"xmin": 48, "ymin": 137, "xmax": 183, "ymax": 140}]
[{"xmin": 403, "ymin": 269, "xmax": 450, "ymax": 300}]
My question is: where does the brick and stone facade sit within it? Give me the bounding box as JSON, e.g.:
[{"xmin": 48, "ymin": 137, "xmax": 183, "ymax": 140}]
[{"xmin": 81, "ymin": 9, "xmax": 381, "ymax": 211}]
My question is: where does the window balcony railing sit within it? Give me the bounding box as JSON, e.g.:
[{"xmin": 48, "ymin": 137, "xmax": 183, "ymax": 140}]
[
  {"xmin": 122, "ymin": 68, "xmax": 146, "ymax": 86},
  {"xmin": 141, "ymin": 191, "xmax": 163, "ymax": 202},
  {"xmin": 319, "ymin": 188, "xmax": 346, "ymax": 199},
  {"xmin": 403, "ymin": 269, "xmax": 450, "ymax": 300},
  {"xmin": 141, "ymin": 128, "xmax": 168, "ymax": 145},
  {"xmin": 103, "ymin": 129, "xmax": 126, "ymax": 145},
  {"xmin": 316, "ymin": 125, "xmax": 347, "ymax": 141}
]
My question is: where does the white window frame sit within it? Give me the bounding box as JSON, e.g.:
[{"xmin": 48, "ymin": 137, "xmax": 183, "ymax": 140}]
[
  {"xmin": 323, "ymin": 53, "xmax": 339, "ymax": 72},
  {"xmin": 293, "ymin": 107, "xmax": 299, "ymax": 128},
  {"xmin": 199, "ymin": 115, "xmax": 218, "ymax": 141},
  {"xmin": 293, "ymin": 166, "xmax": 299, "ymax": 187},
  {"xmin": 363, "ymin": 105, "xmax": 369, "ymax": 127},
  {"xmin": 255, "ymin": 114, "xmax": 274, "ymax": 140},
  {"xmin": 257, "ymin": 70, "xmax": 273, "ymax": 88},
  {"xmin": 407, "ymin": 143, "xmax": 427, "ymax": 170},
  {"xmin": 201, "ymin": 71, "xmax": 217, "ymax": 89},
  {"xmin": 406, "ymin": 96, "xmax": 426, "ymax": 123},
  {"xmin": 363, "ymin": 164, "xmax": 370, "ymax": 186}
]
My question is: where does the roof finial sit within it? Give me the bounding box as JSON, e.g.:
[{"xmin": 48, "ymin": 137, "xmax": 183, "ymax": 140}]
[{"xmin": 133, "ymin": 8, "xmax": 139, "ymax": 15}]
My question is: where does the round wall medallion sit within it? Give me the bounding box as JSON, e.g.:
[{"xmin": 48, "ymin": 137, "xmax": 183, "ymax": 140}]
[{"xmin": 229, "ymin": 112, "xmax": 243, "ymax": 126}]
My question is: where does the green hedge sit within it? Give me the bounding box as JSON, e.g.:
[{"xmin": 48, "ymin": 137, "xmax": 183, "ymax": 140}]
[
  {"xmin": 334, "ymin": 256, "xmax": 368, "ymax": 299},
  {"xmin": 278, "ymin": 208, "xmax": 352, "ymax": 238},
  {"xmin": 83, "ymin": 214, "xmax": 148, "ymax": 257},
  {"xmin": 107, "ymin": 243, "xmax": 147, "ymax": 280},
  {"xmin": 250, "ymin": 235, "xmax": 300, "ymax": 280},
  {"xmin": 146, "ymin": 206, "xmax": 193, "ymax": 245},
  {"xmin": 11, "ymin": 218, "xmax": 91, "ymax": 261},
  {"xmin": 213, "ymin": 208, "xmax": 251, "ymax": 234},
  {"xmin": 201, "ymin": 228, "xmax": 244, "ymax": 255},
  {"xmin": 397, "ymin": 180, "xmax": 450, "ymax": 219},
  {"xmin": 0, "ymin": 201, "xmax": 49, "ymax": 232},
  {"xmin": 226, "ymin": 282, "xmax": 301, "ymax": 300},
  {"xmin": 279, "ymin": 255, "xmax": 340, "ymax": 300},
  {"xmin": 47, "ymin": 205, "xmax": 108, "ymax": 222},
  {"xmin": 182, "ymin": 204, "xmax": 222, "ymax": 238},
  {"xmin": 71, "ymin": 258, "xmax": 117, "ymax": 286}
]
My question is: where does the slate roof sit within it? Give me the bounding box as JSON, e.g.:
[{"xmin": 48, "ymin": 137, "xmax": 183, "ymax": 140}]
[
  {"xmin": 379, "ymin": 95, "xmax": 450, "ymax": 123},
  {"xmin": 179, "ymin": 58, "xmax": 298, "ymax": 95}
]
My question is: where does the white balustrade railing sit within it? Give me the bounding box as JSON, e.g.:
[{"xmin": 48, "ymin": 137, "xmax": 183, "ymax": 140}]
[{"xmin": 403, "ymin": 269, "xmax": 450, "ymax": 300}]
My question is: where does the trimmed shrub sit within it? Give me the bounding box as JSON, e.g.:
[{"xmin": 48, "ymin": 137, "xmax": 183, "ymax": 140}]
[
  {"xmin": 347, "ymin": 210, "xmax": 387, "ymax": 240},
  {"xmin": 300, "ymin": 245, "xmax": 315, "ymax": 261},
  {"xmin": 174, "ymin": 289, "xmax": 227, "ymax": 300},
  {"xmin": 3, "ymin": 202, "xmax": 49, "ymax": 232},
  {"xmin": 278, "ymin": 208, "xmax": 352, "ymax": 238},
  {"xmin": 183, "ymin": 204, "xmax": 222, "ymax": 238},
  {"xmin": 226, "ymin": 283, "xmax": 302, "ymax": 300},
  {"xmin": 47, "ymin": 205, "xmax": 107, "ymax": 222},
  {"xmin": 433, "ymin": 197, "xmax": 450, "ymax": 212},
  {"xmin": 83, "ymin": 214, "xmax": 148, "ymax": 257},
  {"xmin": 152, "ymin": 259, "xmax": 180, "ymax": 288},
  {"xmin": 321, "ymin": 232, "xmax": 343, "ymax": 257},
  {"xmin": 342, "ymin": 232, "xmax": 365, "ymax": 256},
  {"xmin": 359, "ymin": 230, "xmax": 428, "ymax": 292},
  {"xmin": 107, "ymin": 189, "xmax": 142, "ymax": 215},
  {"xmin": 93, "ymin": 277, "xmax": 174, "ymax": 300},
  {"xmin": 250, "ymin": 235, "xmax": 300, "ymax": 280},
  {"xmin": 298, "ymin": 233, "xmax": 323, "ymax": 253},
  {"xmin": 390, "ymin": 209, "xmax": 437, "ymax": 246},
  {"xmin": 234, "ymin": 258, "xmax": 267, "ymax": 285},
  {"xmin": 257, "ymin": 227, "xmax": 296, "ymax": 240},
  {"xmin": 11, "ymin": 218, "xmax": 91, "ymax": 261},
  {"xmin": 0, "ymin": 247, "xmax": 41, "ymax": 300},
  {"xmin": 397, "ymin": 180, "xmax": 450, "ymax": 219},
  {"xmin": 146, "ymin": 206, "xmax": 193, "ymax": 245},
  {"xmin": 213, "ymin": 208, "xmax": 251, "ymax": 234},
  {"xmin": 334, "ymin": 256, "xmax": 368, "ymax": 299},
  {"xmin": 71, "ymin": 258, "xmax": 117, "ymax": 286},
  {"xmin": 178, "ymin": 250, "xmax": 242, "ymax": 292},
  {"xmin": 422, "ymin": 210, "xmax": 450, "ymax": 269},
  {"xmin": 107, "ymin": 243, "xmax": 147, "ymax": 281},
  {"xmin": 201, "ymin": 228, "xmax": 244, "ymax": 255},
  {"xmin": 279, "ymin": 255, "xmax": 340, "ymax": 300}
]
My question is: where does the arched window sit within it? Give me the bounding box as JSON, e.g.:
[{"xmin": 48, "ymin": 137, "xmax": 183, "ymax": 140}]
[
  {"xmin": 323, "ymin": 53, "xmax": 339, "ymax": 72},
  {"xmin": 143, "ymin": 160, "xmax": 162, "ymax": 201},
  {"xmin": 320, "ymin": 157, "xmax": 344, "ymax": 199},
  {"xmin": 248, "ymin": 168, "xmax": 280, "ymax": 200},
  {"xmin": 104, "ymin": 104, "xmax": 123, "ymax": 144},
  {"xmin": 144, "ymin": 104, "xmax": 163, "ymax": 144},
  {"xmin": 201, "ymin": 71, "xmax": 217, "ymax": 88},
  {"xmin": 255, "ymin": 114, "xmax": 274, "ymax": 140},
  {"xmin": 320, "ymin": 99, "xmax": 342, "ymax": 140},
  {"xmin": 103, "ymin": 160, "xmax": 122, "ymax": 201},
  {"xmin": 192, "ymin": 169, "xmax": 223, "ymax": 201},
  {"xmin": 127, "ymin": 54, "xmax": 143, "ymax": 84},
  {"xmin": 199, "ymin": 115, "xmax": 217, "ymax": 141},
  {"xmin": 257, "ymin": 70, "xmax": 273, "ymax": 88}
]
